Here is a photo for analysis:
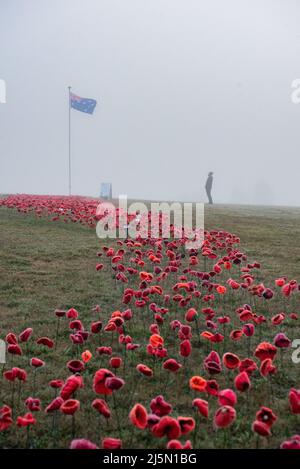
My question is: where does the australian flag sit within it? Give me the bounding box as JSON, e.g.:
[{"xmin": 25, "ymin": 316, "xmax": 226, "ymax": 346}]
[{"xmin": 70, "ymin": 92, "xmax": 97, "ymax": 114}]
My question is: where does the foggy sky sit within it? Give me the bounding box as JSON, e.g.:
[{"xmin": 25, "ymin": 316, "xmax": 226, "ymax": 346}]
[{"xmin": 1, "ymin": 0, "xmax": 300, "ymax": 206}]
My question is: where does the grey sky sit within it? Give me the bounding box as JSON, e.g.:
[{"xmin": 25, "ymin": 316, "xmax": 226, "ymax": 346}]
[{"xmin": 1, "ymin": 0, "xmax": 300, "ymax": 206}]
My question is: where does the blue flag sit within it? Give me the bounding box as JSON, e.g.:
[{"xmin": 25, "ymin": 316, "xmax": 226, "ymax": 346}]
[{"xmin": 70, "ymin": 92, "xmax": 97, "ymax": 114}]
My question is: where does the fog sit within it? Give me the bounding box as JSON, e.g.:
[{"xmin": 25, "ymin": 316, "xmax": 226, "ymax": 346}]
[{"xmin": 1, "ymin": 0, "xmax": 300, "ymax": 206}]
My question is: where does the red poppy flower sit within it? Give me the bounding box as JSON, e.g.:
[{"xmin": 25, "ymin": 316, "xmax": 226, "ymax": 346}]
[
  {"xmin": 30, "ymin": 357, "xmax": 45, "ymax": 368},
  {"xmin": 256, "ymin": 406, "xmax": 277, "ymax": 427},
  {"xmin": 260, "ymin": 358, "xmax": 276, "ymax": 377},
  {"xmin": 102, "ymin": 437, "xmax": 122, "ymax": 449},
  {"xmin": 274, "ymin": 333, "xmax": 291, "ymax": 348},
  {"xmin": 36, "ymin": 337, "xmax": 54, "ymax": 348},
  {"xmin": 189, "ymin": 376, "xmax": 207, "ymax": 392},
  {"xmin": 105, "ymin": 377, "xmax": 125, "ymax": 391},
  {"xmin": 136, "ymin": 363, "xmax": 153, "ymax": 377},
  {"xmin": 150, "ymin": 395, "xmax": 172, "ymax": 416},
  {"xmin": 49, "ymin": 379, "xmax": 64, "ymax": 389},
  {"xmin": 193, "ymin": 398, "xmax": 209, "ymax": 418},
  {"xmin": 67, "ymin": 360, "xmax": 84, "ymax": 374},
  {"xmin": 60, "ymin": 375, "xmax": 83, "ymax": 400},
  {"xmin": 97, "ymin": 346, "xmax": 112, "ymax": 356},
  {"xmin": 92, "ymin": 399, "xmax": 111, "ymax": 419},
  {"xmin": 180, "ymin": 340, "xmax": 192, "ymax": 358},
  {"xmin": 6, "ymin": 332, "xmax": 18, "ymax": 344},
  {"xmin": 185, "ymin": 308, "xmax": 198, "ymax": 322},
  {"xmin": 25, "ymin": 397, "xmax": 41, "ymax": 412},
  {"xmin": 242, "ymin": 324, "xmax": 255, "ymax": 337},
  {"xmin": 129, "ymin": 403, "xmax": 148, "ymax": 429},
  {"xmin": 271, "ymin": 313, "xmax": 285, "ymax": 325},
  {"xmin": 163, "ymin": 359, "xmax": 182, "ymax": 373},
  {"xmin": 91, "ymin": 321, "xmax": 102, "ymax": 334},
  {"xmin": 252, "ymin": 420, "xmax": 271, "ymax": 437},
  {"xmin": 204, "ymin": 351, "xmax": 222, "ymax": 375},
  {"xmin": 254, "ymin": 342, "xmax": 277, "ymax": 361},
  {"xmin": 167, "ymin": 440, "xmax": 192, "ymax": 449},
  {"xmin": 7, "ymin": 344, "xmax": 22, "ymax": 355},
  {"xmin": 218, "ymin": 389, "xmax": 237, "ymax": 407},
  {"xmin": 152, "ymin": 415, "xmax": 181, "ymax": 439},
  {"xmin": 19, "ymin": 328, "xmax": 33, "ymax": 343},
  {"xmin": 45, "ymin": 397, "xmax": 64, "ymax": 413},
  {"xmin": 230, "ymin": 330, "xmax": 244, "ymax": 341},
  {"xmin": 82, "ymin": 350, "xmax": 92, "ymax": 363},
  {"xmin": 93, "ymin": 368, "xmax": 114, "ymax": 395},
  {"xmin": 110, "ymin": 357, "xmax": 122, "ymax": 369},
  {"xmin": 234, "ymin": 371, "xmax": 251, "ymax": 392},
  {"xmin": 0, "ymin": 405, "xmax": 13, "ymax": 432},
  {"xmin": 280, "ymin": 435, "xmax": 300, "ymax": 449},
  {"xmin": 223, "ymin": 353, "xmax": 240, "ymax": 370},
  {"xmin": 55, "ymin": 309, "xmax": 66, "ymax": 318},
  {"xmin": 66, "ymin": 308, "xmax": 79, "ymax": 319},
  {"xmin": 214, "ymin": 406, "xmax": 236, "ymax": 428},
  {"xmin": 60, "ymin": 399, "xmax": 80, "ymax": 415},
  {"xmin": 17, "ymin": 413, "xmax": 36, "ymax": 427},
  {"xmin": 178, "ymin": 416, "xmax": 195, "ymax": 435},
  {"xmin": 239, "ymin": 358, "xmax": 257, "ymax": 375},
  {"xmin": 206, "ymin": 379, "xmax": 219, "ymax": 396},
  {"xmin": 70, "ymin": 439, "xmax": 98, "ymax": 449},
  {"xmin": 289, "ymin": 388, "xmax": 300, "ymax": 414}
]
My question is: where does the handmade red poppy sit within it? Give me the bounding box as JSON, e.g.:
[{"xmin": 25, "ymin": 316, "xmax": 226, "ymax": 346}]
[
  {"xmin": 289, "ymin": 388, "xmax": 300, "ymax": 414},
  {"xmin": 92, "ymin": 399, "xmax": 111, "ymax": 419},
  {"xmin": 177, "ymin": 416, "xmax": 195, "ymax": 435},
  {"xmin": 189, "ymin": 376, "xmax": 207, "ymax": 392},
  {"xmin": 180, "ymin": 340, "xmax": 192, "ymax": 357},
  {"xmin": 60, "ymin": 399, "xmax": 80, "ymax": 415},
  {"xmin": 256, "ymin": 406, "xmax": 277, "ymax": 427},
  {"xmin": 234, "ymin": 371, "xmax": 251, "ymax": 392},
  {"xmin": 129, "ymin": 403, "xmax": 148, "ymax": 429},
  {"xmin": 150, "ymin": 395, "xmax": 172, "ymax": 416},
  {"xmin": 60, "ymin": 375, "xmax": 83, "ymax": 400},
  {"xmin": 17, "ymin": 413, "xmax": 36, "ymax": 427},
  {"xmin": 136, "ymin": 364, "xmax": 153, "ymax": 377},
  {"xmin": 218, "ymin": 389, "xmax": 237, "ymax": 407},
  {"xmin": 30, "ymin": 357, "xmax": 45, "ymax": 368},
  {"xmin": 19, "ymin": 328, "xmax": 33, "ymax": 343},
  {"xmin": 0, "ymin": 405, "xmax": 13, "ymax": 432},
  {"xmin": 252, "ymin": 420, "xmax": 271, "ymax": 437},
  {"xmin": 204, "ymin": 351, "xmax": 222, "ymax": 375},
  {"xmin": 254, "ymin": 342, "xmax": 277, "ymax": 361},
  {"xmin": 193, "ymin": 398, "xmax": 209, "ymax": 418},
  {"xmin": 222, "ymin": 353, "xmax": 240, "ymax": 370},
  {"xmin": 102, "ymin": 437, "xmax": 122, "ymax": 449},
  {"xmin": 214, "ymin": 406, "xmax": 236, "ymax": 428},
  {"xmin": 45, "ymin": 397, "xmax": 64, "ymax": 413},
  {"xmin": 260, "ymin": 358, "xmax": 276, "ymax": 377},
  {"xmin": 93, "ymin": 369, "xmax": 115, "ymax": 395},
  {"xmin": 70, "ymin": 439, "xmax": 98, "ymax": 449},
  {"xmin": 280, "ymin": 435, "xmax": 300, "ymax": 449},
  {"xmin": 105, "ymin": 377, "xmax": 125, "ymax": 391},
  {"xmin": 152, "ymin": 415, "xmax": 181, "ymax": 439},
  {"xmin": 163, "ymin": 359, "xmax": 182, "ymax": 373},
  {"xmin": 36, "ymin": 337, "xmax": 54, "ymax": 348}
]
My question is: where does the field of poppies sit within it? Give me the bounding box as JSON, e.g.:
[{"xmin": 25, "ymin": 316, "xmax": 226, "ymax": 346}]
[{"xmin": 0, "ymin": 194, "xmax": 300, "ymax": 450}]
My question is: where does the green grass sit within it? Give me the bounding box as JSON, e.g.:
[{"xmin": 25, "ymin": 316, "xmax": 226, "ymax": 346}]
[{"xmin": 0, "ymin": 204, "xmax": 300, "ymax": 449}]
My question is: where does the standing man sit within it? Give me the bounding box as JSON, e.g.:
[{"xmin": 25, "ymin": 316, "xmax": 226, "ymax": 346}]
[{"xmin": 205, "ymin": 172, "xmax": 214, "ymax": 204}]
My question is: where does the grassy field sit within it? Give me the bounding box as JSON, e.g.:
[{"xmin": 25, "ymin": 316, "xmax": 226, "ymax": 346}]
[{"xmin": 0, "ymin": 203, "xmax": 300, "ymax": 448}]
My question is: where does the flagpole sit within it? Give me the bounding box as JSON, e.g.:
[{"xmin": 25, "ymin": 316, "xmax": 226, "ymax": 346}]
[{"xmin": 68, "ymin": 85, "xmax": 71, "ymax": 196}]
